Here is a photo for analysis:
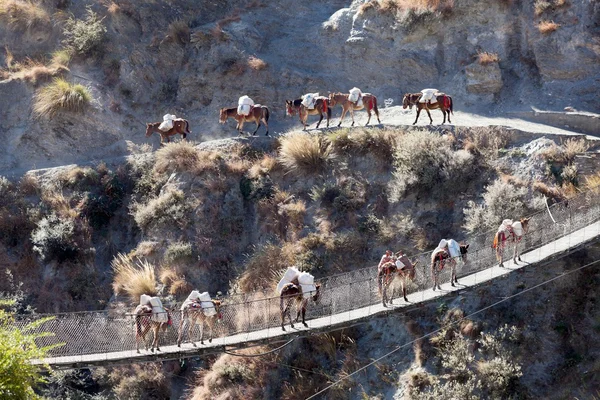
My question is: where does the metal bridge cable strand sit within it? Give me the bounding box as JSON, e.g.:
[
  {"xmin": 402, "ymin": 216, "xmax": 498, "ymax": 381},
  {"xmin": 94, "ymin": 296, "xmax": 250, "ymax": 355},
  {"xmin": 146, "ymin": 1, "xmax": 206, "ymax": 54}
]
[
  {"xmin": 305, "ymin": 257, "xmax": 600, "ymax": 400},
  {"xmin": 223, "ymin": 338, "xmax": 296, "ymax": 357}
]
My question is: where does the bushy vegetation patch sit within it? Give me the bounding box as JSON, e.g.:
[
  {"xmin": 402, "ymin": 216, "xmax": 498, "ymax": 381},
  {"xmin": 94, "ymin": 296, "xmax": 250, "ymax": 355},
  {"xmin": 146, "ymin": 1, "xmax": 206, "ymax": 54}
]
[
  {"xmin": 31, "ymin": 213, "xmax": 88, "ymax": 263},
  {"xmin": 0, "ymin": 0, "xmax": 50, "ymax": 31},
  {"xmin": 62, "ymin": 8, "xmax": 107, "ymax": 56},
  {"xmin": 111, "ymin": 253, "xmax": 157, "ymax": 302},
  {"xmin": 33, "ymin": 78, "xmax": 92, "ymax": 118},
  {"xmin": 132, "ymin": 188, "xmax": 192, "ymax": 233},
  {"xmin": 278, "ymin": 132, "xmax": 334, "ymax": 176}
]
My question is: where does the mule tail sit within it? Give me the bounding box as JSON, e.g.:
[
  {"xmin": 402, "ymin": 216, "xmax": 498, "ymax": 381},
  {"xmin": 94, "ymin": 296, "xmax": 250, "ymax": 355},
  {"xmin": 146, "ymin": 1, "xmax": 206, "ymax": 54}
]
[
  {"xmin": 184, "ymin": 119, "xmax": 191, "ymax": 134},
  {"xmin": 377, "ymin": 270, "xmax": 383, "ymax": 295},
  {"xmin": 263, "ymin": 106, "xmax": 270, "ymax": 123},
  {"xmin": 492, "ymin": 232, "xmax": 499, "ymax": 249},
  {"xmin": 371, "ymin": 96, "xmax": 379, "ymax": 114},
  {"xmin": 448, "ymin": 96, "xmax": 453, "ymax": 115}
]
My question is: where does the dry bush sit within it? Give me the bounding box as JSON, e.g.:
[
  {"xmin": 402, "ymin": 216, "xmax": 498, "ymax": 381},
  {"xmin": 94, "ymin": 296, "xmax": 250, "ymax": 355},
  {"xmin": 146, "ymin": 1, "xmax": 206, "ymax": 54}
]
[
  {"xmin": 584, "ymin": 172, "xmax": 600, "ymax": 194},
  {"xmin": 538, "ymin": 20, "xmax": 560, "ymax": 34},
  {"xmin": 163, "ymin": 241, "xmax": 193, "ymax": 264},
  {"xmin": 533, "ymin": 181, "xmax": 565, "ymax": 202},
  {"xmin": 248, "ymin": 154, "xmax": 278, "ymax": 179},
  {"xmin": 247, "ymin": 55, "xmax": 268, "ymax": 71},
  {"xmin": 236, "ymin": 242, "xmax": 296, "ymax": 294},
  {"xmin": 359, "ymin": 0, "xmax": 453, "ymax": 14},
  {"xmin": 109, "ymin": 364, "xmax": 170, "ymax": 400},
  {"xmin": 534, "ymin": 0, "xmax": 553, "ymax": 15},
  {"xmin": 153, "ymin": 141, "xmax": 202, "ymax": 174},
  {"xmin": 562, "ymin": 138, "xmax": 589, "ymax": 162},
  {"xmin": 3, "ymin": 48, "xmax": 71, "ymax": 84},
  {"xmin": 278, "ymin": 132, "xmax": 334, "ymax": 176},
  {"xmin": 462, "ymin": 126, "xmax": 511, "ymax": 157},
  {"xmin": 134, "ymin": 240, "xmax": 160, "ymax": 258},
  {"xmin": 111, "ymin": 253, "xmax": 157, "ymax": 302},
  {"xmin": 132, "ymin": 188, "xmax": 191, "ymax": 233},
  {"xmin": 62, "ymin": 7, "xmax": 107, "ymax": 56},
  {"xmin": 477, "ymin": 51, "xmax": 499, "ymax": 65},
  {"xmin": 33, "ymin": 78, "xmax": 92, "ymax": 118},
  {"xmin": 18, "ymin": 173, "xmax": 40, "ymax": 196},
  {"xmin": 167, "ymin": 19, "xmax": 190, "ymax": 45},
  {"xmin": 463, "ymin": 179, "xmax": 532, "ymax": 233},
  {"xmin": 328, "ymin": 127, "xmax": 397, "ymax": 165},
  {"xmin": 31, "ymin": 212, "xmax": 91, "ymax": 263},
  {"xmin": 0, "ymin": 0, "xmax": 50, "ymax": 30}
]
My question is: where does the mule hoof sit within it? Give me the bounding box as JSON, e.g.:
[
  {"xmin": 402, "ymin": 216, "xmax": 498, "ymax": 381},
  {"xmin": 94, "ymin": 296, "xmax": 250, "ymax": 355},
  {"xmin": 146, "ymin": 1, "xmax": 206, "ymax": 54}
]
[
  {"xmin": 209, "ymin": 338, "xmax": 212, "ymax": 343},
  {"xmin": 290, "ymin": 324, "xmax": 294, "ymax": 329},
  {"xmin": 518, "ymin": 257, "xmax": 522, "ymax": 262},
  {"xmin": 404, "ymin": 297, "xmax": 409, "ymax": 302},
  {"xmin": 136, "ymin": 350, "xmax": 140, "ymax": 354},
  {"xmin": 200, "ymin": 341, "xmax": 204, "ymax": 345},
  {"xmin": 151, "ymin": 348, "xmax": 155, "ymax": 353},
  {"xmin": 303, "ymin": 322, "xmax": 308, "ymax": 328},
  {"xmin": 281, "ymin": 326, "xmax": 286, "ymax": 331},
  {"xmin": 451, "ymin": 282, "xmax": 455, "ymax": 287},
  {"xmin": 177, "ymin": 343, "xmax": 181, "ymax": 348},
  {"xmin": 193, "ymin": 343, "xmax": 197, "ymax": 347},
  {"xmin": 432, "ymin": 286, "xmax": 436, "ymax": 291}
]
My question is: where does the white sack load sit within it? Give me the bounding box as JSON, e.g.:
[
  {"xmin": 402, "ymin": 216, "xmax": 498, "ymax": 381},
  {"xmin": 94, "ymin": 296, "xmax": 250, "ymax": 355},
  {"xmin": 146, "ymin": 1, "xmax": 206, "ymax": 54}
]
[
  {"xmin": 140, "ymin": 294, "xmax": 152, "ymax": 306},
  {"xmin": 447, "ymin": 239, "xmax": 461, "ymax": 259},
  {"xmin": 180, "ymin": 290, "xmax": 201, "ymax": 310},
  {"xmin": 419, "ymin": 88, "xmax": 438, "ymax": 104},
  {"xmin": 159, "ymin": 113, "xmax": 177, "ymax": 131},
  {"xmin": 498, "ymin": 219, "xmax": 513, "ymax": 233},
  {"xmin": 149, "ymin": 296, "xmax": 169, "ymax": 323},
  {"xmin": 301, "ymin": 284, "xmax": 317, "ymax": 298},
  {"xmin": 298, "ymin": 271, "xmax": 314, "ymax": 286},
  {"xmin": 512, "ymin": 221, "xmax": 523, "ymax": 237},
  {"xmin": 437, "ymin": 239, "xmax": 448, "ymax": 250},
  {"xmin": 199, "ymin": 291, "xmax": 217, "ymax": 316},
  {"xmin": 349, "ymin": 87, "xmax": 362, "ymax": 103},
  {"xmin": 277, "ymin": 266, "xmax": 300, "ymax": 294},
  {"xmin": 237, "ymin": 95, "xmax": 254, "ymax": 116},
  {"xmin": 301, "ymin": 93, "xmax": 319, "ymax": 109},
  {"xmin": 395, "ymin": 258, "xmax": 406, "ymax": 269}
]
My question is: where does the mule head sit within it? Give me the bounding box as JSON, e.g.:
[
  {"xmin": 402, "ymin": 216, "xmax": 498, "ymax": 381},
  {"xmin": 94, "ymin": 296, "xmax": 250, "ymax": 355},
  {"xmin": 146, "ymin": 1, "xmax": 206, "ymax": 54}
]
[
  {"xmin": 328, "ymin": 93, "xmax": 338, "ymax": 107},
  {"xmin": 402, "ymin": 94, "xmax": 412, "ymax": 110},
  {"xmin": 218, "ymin": 108, "xmax": 228, "ymax": 124},
  {"xmin": 408, "ymin": 260, "xmax": 419, "ymax": 281},
  {"xmin": 520, "ymin": 217, "xmax": 531, "ymax": 233},
  {"xmin": 213, "ymin": 300, "xmax": 223, "ymax": 320},
  {"xmin": 285, "ymin": 100, "xmax": 295, "ymax": 116},
  {"xmin": 145, "ymin": 123, "xmax": 153, "ymax": 137},
  {"xmin": 460, "ymin": 244, "xmax": 469, "ymax": 264},
  {"xmin": 312, "ymin": 283, "xmax": 321, "ymax": 303}
]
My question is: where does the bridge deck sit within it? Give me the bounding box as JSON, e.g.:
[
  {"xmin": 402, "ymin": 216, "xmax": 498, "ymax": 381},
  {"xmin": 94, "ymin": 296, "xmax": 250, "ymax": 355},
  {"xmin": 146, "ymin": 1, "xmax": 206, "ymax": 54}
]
[{"xmin": 37, "ymin": 219, "xmax": 600, "ymax": 369}]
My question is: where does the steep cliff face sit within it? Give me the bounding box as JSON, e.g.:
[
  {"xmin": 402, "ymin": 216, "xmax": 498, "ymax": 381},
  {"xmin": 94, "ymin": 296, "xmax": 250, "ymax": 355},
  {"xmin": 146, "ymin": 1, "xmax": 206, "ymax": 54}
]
[{"xmin": 0, "ymin": 0, "xmax": 598, "ymax": 173}]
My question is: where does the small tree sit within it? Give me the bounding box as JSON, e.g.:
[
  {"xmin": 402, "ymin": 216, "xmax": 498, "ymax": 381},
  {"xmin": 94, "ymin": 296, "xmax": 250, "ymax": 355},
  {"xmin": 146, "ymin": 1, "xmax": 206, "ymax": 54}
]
[
  {"xmin": 63, "ymin": 7, "xmax": 107, "ymax": 56},
  {"xmin": 0, "ymin": 300, "xmax": 57, "ymax": 400}
]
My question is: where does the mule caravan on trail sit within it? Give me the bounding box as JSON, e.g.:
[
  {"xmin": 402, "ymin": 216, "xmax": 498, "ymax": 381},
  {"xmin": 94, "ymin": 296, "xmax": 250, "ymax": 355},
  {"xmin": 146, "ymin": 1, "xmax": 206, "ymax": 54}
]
[
  {"xmin": 177, "ymin": 290, "xmax": 222, "ymax": 347},
  {"xmin": 219, "ymin": 105, "xmax": 270, "ymax": 136},
  {"xmin": 430, "ymin": 239, "xmax": 469, "ymax": 291},
  {"xmin": 402, "ymin": 91, "xmax": 454, "ymax": 125},
  {"xmin": 146, "ymin": 118, "xmax": 191, "ymax": 146},
  {"xmin": 285, "ymin": 96, "xmax": 331, "ymax": 130},
  {"xmin": 134, "ymin": 295, "xmax": 172, "ymax": 353},
  {"xmin": 278, "ymin": 267, "xmax": 321, "ymax": 331},
  {"xmin": 377, "ymin": 252, "xmax": 418, "ymax": 307}
]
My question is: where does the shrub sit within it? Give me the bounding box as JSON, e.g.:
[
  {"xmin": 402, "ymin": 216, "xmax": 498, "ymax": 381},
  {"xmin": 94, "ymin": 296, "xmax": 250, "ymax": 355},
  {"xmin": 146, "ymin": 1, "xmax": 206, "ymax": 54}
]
[
  {"xmin": 477, "ymin": 51, "xmax": 499, "ymax": 65},
  {"xmin": 392, "ymin": 130, "xmax": 477, "ymax": 198},
  {"xmin": 462, "ymin": 126, "xmax": 511, "ymax": 158},
  {"xmin": 534, "ymin": 0, "xmax": 553, "ymax": 15},
  {"xmin": 33, "ymin": 78, "xmax": 92, "ymax": 118},
  {"xmin": 31, "ymin": 214, "xmax": 83, "ymax": 263},
  {"xmin": 163, "ymin": 241, "xmax": 194, "ymax": 264},
  {"xmin": 62, "ymin": 7, "xmax": 107, "ymax": 56},
  {"xmin": 247, "ymin": 55, "xmax": 268, "ymax": 71},
  {"xmin": 463, "ymin": 179, "xmax": 532, "ymax": 233},
  {"xmin": 167, "ymin": 19, "xmax": 190, "ymax": 45},
  {"xmin": 562, "ymin": 138, "xmax": 589, "ymax": 162},
  {"xmin": 132, "ymin": 189, "xmax": 191, "ymax": 233},
  {"xmin": 111, "ymin": 253, "xmax": 157, "ymax": 302},
  {"xmin": 153, "ymin": 141, "xmax": 202, "ymax": 174},
  {"xmin": 328, "ymin": 127, "xmax": 396, "ymax": 165},
  {"xmin": 538, "ymin": 20, "xmax": 560, "ymax": 34},
  {"xmin": 278, "ymin": 132, "xmax": 334, "ymax": 176},
  {"xmin": 109, "ymin": 364, "xmax": 169, "ymax": 400},
  {"xmin": 236, "ymin": 242, "xmax": 295, "ymax": 293},
  {"xmin": 0, "ymin": 0, "xmax": 50, "ymax": 30}
]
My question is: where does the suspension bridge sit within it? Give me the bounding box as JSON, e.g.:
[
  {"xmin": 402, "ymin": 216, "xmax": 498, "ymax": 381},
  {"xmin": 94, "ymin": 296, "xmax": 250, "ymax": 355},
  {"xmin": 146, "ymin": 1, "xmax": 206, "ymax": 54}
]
[{"xmin": 15, "ymin": 190, "xmax": 600, "ymax": 369}]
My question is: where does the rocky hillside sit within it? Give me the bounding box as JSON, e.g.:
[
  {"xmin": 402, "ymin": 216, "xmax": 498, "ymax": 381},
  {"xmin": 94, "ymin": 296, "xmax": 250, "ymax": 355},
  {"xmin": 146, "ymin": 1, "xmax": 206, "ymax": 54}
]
[{"xmin": 1, "ymin": 0, "xmax": 598, "ymax": 173}]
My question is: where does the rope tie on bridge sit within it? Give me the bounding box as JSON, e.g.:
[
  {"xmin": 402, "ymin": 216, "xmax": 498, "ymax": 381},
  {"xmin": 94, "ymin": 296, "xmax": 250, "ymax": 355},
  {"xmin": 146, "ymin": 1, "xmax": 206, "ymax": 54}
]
[{"xmin": 223, "ymin": 338, "xmax": 296, "ymax": 357}]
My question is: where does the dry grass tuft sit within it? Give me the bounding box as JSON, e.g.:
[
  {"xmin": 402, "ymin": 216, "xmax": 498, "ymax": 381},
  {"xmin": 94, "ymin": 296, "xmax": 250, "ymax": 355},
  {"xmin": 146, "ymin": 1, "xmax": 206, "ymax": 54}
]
[
  {"xmin": 278, "ymin": 132, "xmax": 334, "ymax": 175},
  {"xmin": 111, "ymin": 253, "xmax": 157, "ymax": 302},
  {"xmin": 33, "ymin": 78, "xmax": 92, "ymax": 118},
  {"xmin": 584, "ymin": 172, "xmax": 600, "ymax": 194},
  {"xmin": 477, "ymin": 51, "xmax": 499, "ymax": 65},
  {"xmin": 247, "ymin": 55, "xmax": 268, "ymax": 71},
  {"xmin": 236, "ymin": 242, "xmax": 296, "ymax": 294},
  {"xmin": 534, "ymin": 0, "xmax": 553, "ymax": 15},
  {"xmin": 533, "ymin": 181, "xmax": 565, "ymax": 202},
  {"xmin": 538, "ymin": 20, "xmax": 560, "ymax": 34},
  {"xmin": 18, "ymin": 173, "xmax": 40, "ymax": 196},
  {"xmin": 168, "ymin": 19, "xmax": 190, "ymax": 45},
  {"xmin": 0, "ymin": 0, "xmax": 50, "ymax": 30},
  {"xmin": 358, "ymin": 0, "xmax": 454, "ymax": 15},
  {"xmin": 153, "ymin": 141, "xmax": 202, "ymax": 174}
]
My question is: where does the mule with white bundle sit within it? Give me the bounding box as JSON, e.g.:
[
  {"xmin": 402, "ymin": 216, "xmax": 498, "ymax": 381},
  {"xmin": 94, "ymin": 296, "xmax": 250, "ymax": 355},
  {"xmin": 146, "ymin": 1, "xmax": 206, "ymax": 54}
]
[
  {"xmin": 402, "ymin": 89, "xmax": 454, "ymax": 125},
  {"xmin": 492, "ymin": 218, "xmax": 530, "ymax": 267},
  {"xmin": 134, "ymin": 295, "xmax": 172, "ymax": 353},
  {"xmin": 328, "ymin": 89, "xmax": 381, "ymax": 127},
  {"xmin": 430, "ymin": 239, "xmax": 469, "ymax": 290},
  {"xmin": 378, "ymin": 252, "xmax": 418, "ymax": 306},
  {"xmin": 278, "ymin": 267, "xmax": 321, "ymax": 331},
  {"xmin": 285, "ymin": 93, "xmax": 331, "ymax": 130},
  {"xmin": 145, "ymin": 114, "xmax": 191, "ymax": 146},
  {"xmin": 177, "ymin": 290, "xmax": 222, "ymax": 347}
]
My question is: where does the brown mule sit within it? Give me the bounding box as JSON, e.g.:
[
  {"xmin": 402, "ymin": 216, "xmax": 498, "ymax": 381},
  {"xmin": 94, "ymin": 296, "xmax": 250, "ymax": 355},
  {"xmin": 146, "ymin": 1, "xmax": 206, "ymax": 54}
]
[
  {"xmin": 402, "ymin": 93, "xmax": 454, "ymax": 125},
  {"xmin": 177, "ymin": 300, "xmax": 222, "ymax": 347},
  {"xmin": 134, "ymin": 304, "xmax": 172, "ymax": 353},
  {"xmin": 219, "ymin": 105, "xmax": 270, "ymax": 136},
  {"xmin": 377, "ymin": 257, "xmax": 418, "ymax": 306},
  {"xmin": 328, "ymin": 92, "xmax": 381, "ymax": 127},
  {"xmin": 145, "ymin": 119, "xmax": 191, "ymax": 146},
  {"xmin": 285, "ymin": 98, "xmax": 332, "ymax": 130},
  {"xmin": 280, "ymin": 281, "xmax": 321, "ymax": 331},
  {"xmin": 430, "ymin": 243, "xmax": 469, "ymax": 290},
  {"xmin": 492, "ymin": 218, "xmax": 530, "ymax": 267}
]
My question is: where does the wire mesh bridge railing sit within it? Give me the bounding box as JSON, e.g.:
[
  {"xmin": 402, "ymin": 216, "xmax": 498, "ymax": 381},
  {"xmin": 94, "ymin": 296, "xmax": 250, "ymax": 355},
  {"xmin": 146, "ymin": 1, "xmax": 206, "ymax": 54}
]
[{"xmin": 13, "ymin": 189, "xmax": 600, "ymax": 364}]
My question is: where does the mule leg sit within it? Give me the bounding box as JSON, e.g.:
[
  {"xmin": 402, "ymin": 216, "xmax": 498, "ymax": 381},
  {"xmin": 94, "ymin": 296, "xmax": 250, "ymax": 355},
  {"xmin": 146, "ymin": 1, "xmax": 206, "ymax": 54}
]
[
  {"xmin": 177, "ymin": 315, "xmax": 185, "ymax": 347},
  {"xmin": 440, "ymin": 111, "xmax": 447, "ymax": 125},
  {"xmin": 365, "ymin": 110, "xmax": 372, "ymax": 126},
  {"xmin": 403, "ymin": 280, "xmax": 408, "ymax": 302},
  {"xmin": 413, "ymin": 109, "xmax": 421, "ymax": 125},
  {"xmin": 188, "ymin": 317, "xmax": 197, "ymax": 347},
  {"xmin": 252, "ymin": 121, "xmax": 260, "ymax": 136},
  {"xmin": 316, "ymin": 112, "xmax": 323, "ymax": 129},
  {"xmin": 426, "ymin": 109, "xmax": 433, "ymax": 125},
  {"xmin": 263, "ymin": 117, "xmax": 269, "ymax": 136},
  {"xmin": 497, "ymin": 247, "xmax": 504, "ymax": 268},
  {"xmin": 183, "ymin": 133, "xmax": 187, "ymax": 140},
  {"xmin": 350, "ymin": 109, "xmax": 356, "ymax": 127},
  {"xmin": 301, "ymin": 299, "xmax": 308, "ymax": 327},
  {"xmin": 209, "ymin": 320, "xmax": 214, "ymax": 343},
  {"xmin": 200, "ymin": 322, "xmax": 205, "ymax": 345},
  {"xmin": 338, "ymin": 108, "xmax": 346, "ymax": 127},
  {"xmin": 280, "ymin": 296, "xmax": 286, "ymax": 331}
]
